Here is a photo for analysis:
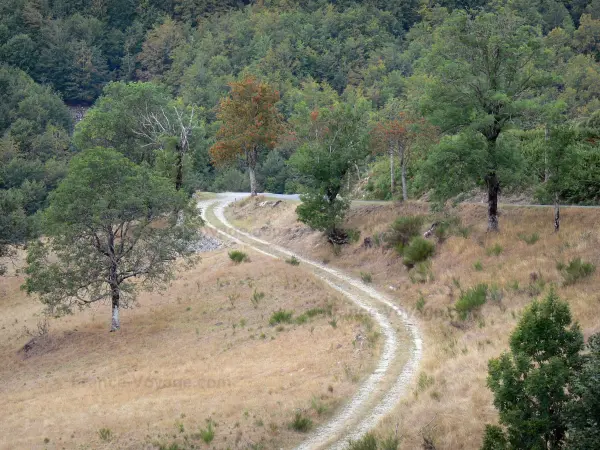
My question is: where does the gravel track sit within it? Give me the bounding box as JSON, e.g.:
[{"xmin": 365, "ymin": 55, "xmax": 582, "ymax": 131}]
[{"xmin": 198, "ymin": 195, "xmax": 423, "ymax": 450}]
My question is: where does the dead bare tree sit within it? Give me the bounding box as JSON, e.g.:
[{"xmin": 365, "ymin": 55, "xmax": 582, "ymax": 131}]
[{"xmin": 132, "ymin": 104, "xmax": 198, "ymax": 191}]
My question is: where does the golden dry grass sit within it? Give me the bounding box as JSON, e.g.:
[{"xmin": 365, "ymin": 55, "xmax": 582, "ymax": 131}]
[
  {"xmin": 0, "ymin": 237, "xmax": 379, "ymax": 449},
  {"xmin": 226, "ymin": 198, "xmax": 600, "ymax": 449}
]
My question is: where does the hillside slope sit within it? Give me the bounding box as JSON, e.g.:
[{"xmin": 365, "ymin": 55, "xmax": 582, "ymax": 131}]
[{"xmin": 226, "ymin": 197, "xmax": 600, "ymax": 449}]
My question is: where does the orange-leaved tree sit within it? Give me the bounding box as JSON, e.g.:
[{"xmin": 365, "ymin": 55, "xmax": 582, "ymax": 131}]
[
  {"xmin": 210, "ymin": 77, "xmax": 284, "ymax": 196},
  {"xmin": 371, "ymin": 112, "xmax": 437, "ymax": 201}
]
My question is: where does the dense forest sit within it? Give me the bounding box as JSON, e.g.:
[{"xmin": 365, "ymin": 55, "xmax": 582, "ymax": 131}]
[{"xmin": 2, "ymin": 0, "xmax": 600, "ymax": 252}]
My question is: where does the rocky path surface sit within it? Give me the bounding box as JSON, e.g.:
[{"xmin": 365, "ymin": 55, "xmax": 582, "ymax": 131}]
[{"xmin": 198, "ymin": 194, "xmax": 423, "ymax": 450}]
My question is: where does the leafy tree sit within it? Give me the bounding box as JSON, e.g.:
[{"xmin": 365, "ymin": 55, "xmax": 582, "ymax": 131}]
[
  {"xmin": 532, "ymin": 126, "xmax": 579, "ymax": 231},
  {"xmin": 482, "ymin": 289, "xmax": 584, "ymax": 450},
  {"xmin": 408, "ymin": 8, "xmax": 553, "ymax": 231},
  {"xmin": 565, "ymin": 333, "xmax": 600, "ymax": 449},
  {"xmin": 23, "ymin": 148, "xmax": 202, "ymax": 331},
  {"xmin": 371, "ymin": 103, "xmax": 437, "ymax": 201},
  {"xmin": 210, "ymin": 77, "xmax": 284, "ymax": 196},
  {"xmin": 289, "ymin": 93, "xmax": 371, "ymax": 240},
  {"xmin": 136, "ymin": 18, "xmax": 185, "ymax": 82}
]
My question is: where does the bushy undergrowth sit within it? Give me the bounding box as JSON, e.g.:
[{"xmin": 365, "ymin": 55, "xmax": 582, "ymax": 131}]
[
  {"xmin": 518, "ymin": 232, "xmax": 540, "ymax": 245},
  {"xmin": 455, "ymin": 284, "xmax": 488, "ymax": 320},
  {"xmin": 289, "ymin": 412, "xmax": 312, "ymax": 432},
  {"xmin": 386, "ymin": 216, "xmax": 424, "ymax": 251},
  {"xmin": 286, "ymin": 255, "xmax": 300, "ymax": 266},
  {"xmin": 561, "ymin": 257, "xmax": 596, "ymax": 285},
  {"xmin": 403, "ymin": 237, "xmax": 435, "ymax": 267},
  {"xmin": 269, "ymin": 309, "xmax": 293, "ymax": 325},
  {"xmin": 228, "ymin": 250, "xmax": 249, "ymax": 263},
  {"xmin": 346, "ymin": 432, "xmax": 400, "ymax": 450}
]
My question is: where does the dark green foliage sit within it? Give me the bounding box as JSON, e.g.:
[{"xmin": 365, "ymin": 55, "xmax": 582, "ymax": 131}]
[
  {"xmin": 285, "ymin": 256, "xmax": 300, "ymax": 266},
  {"xmin": 22, "ymin": 148, "xmax": 201, "ymax": 328},
  {"xmin": 347, "ymin": 433, "xmax": 377, "ymax": 450},
  {"xmin": 455, "ymin": 284, "xmax": 488, "ymax": 320},
  {"xmin": 565, "ymin": 333, "xmax": 600, "ymax": 449},
  {"xmin": 269, "ymin": 310, "xmax": 294, "ymax": 326},
  {"xmin": 561, "ymin": 257, "xmax": 596, "ymax": 285},
  {"xmin": 228, "ymin": 250, "xmax": 249, "ymax": 264},
  {"xmin": 402, "ymin": 237, "xmax": 435, "ymax": 267},
  {"xmin": 483, "ymin": 289, "xmax": 584, "ymax": 450},
  {"xmin": 386, "ymin": 216, "xmax": 424, "ymax": 251},
  {"xmin": 289, "ymin": 412, "xmax": 312, "ymax": 432},
  {"xmin": 291, "ymin": 96, "xmax": 371, "ymax": 235}
]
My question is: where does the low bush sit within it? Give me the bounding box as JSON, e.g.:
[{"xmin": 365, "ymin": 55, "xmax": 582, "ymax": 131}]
[
  {"xmin": 409, "ymin": 261, "xmax": 434, "ymax": 284},
  {"xmin": 518, "ymin": 232, "xmax": 540, "ymax": 245},
  {"xmin": 250, "ymin": 289, "xmax": 265, "ymax": 308},
  {"xmin": 346, "ymin": 432, "xmax": 400, "ymax": 450},
  {"xmin": 455, "ymin": 284, "xmax": 488, "ymax": 320},
  {"xmin": 228, "ymin": 250, "xmax": 249, "ymax": 263},
  {"xmin": 200, "ymin": 421, "xmax": 214, "ymax": 444},
  {"xmin": 486, "ymin": 244, "xmax": 503, "ymax": 257},
  {"xmin": 562, "ymin": 257, "xmax": 596, "ymax": 285},
  {"xmin": 473, "ymin": 260, "xmax": 483, "ymax": 271},
  {"xmin": 285, "ymin": 255, "xmax": 300, "ymax": 266},
  {"xmin": 361, "ymin": 272, "xmax": 373, "ymax": 283},
  {"xmin": 403, "ymin": 237, "xmax": 435, "ymax": 267},
  {"xmin": 347, "ymin": 228, "xmax": 361, "ymax": 243},
  {"xmin": 289, "ymin": 412, "xmax": 312, "ymax": 432},
  {"xmin": 269, "ymin": 309, "xmax": 293, "ymax": 325},
  {"xmin": 98, "ymin": 428, "xmax": 112, "ymax": 442},
  {"xmin": 386, "ymin": 216, "xmax": 424, "ymax": 252}
]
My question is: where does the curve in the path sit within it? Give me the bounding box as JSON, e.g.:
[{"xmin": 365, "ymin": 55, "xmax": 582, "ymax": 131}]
[{"xmin": 198, "ymin": 195, "xmax": 423, "ymax": 450}]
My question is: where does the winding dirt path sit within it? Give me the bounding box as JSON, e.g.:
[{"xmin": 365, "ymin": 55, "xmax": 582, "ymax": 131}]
[{"xmin": 198, "ymin": 195, "xmax": 423, "ymax": 450}]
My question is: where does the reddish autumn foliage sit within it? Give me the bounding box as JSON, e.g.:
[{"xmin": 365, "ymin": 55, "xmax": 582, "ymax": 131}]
[
  {"xmin": 210, "ymin": 77, "xmax": 284, "ymax": 167},
  {"xmin": 370, "ymin": 112, "xmax": 436, "ymax": 157}
]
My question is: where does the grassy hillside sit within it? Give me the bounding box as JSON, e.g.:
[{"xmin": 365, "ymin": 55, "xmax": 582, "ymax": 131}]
[
  {"xmin": 0, "ymin": 238, "xmax": 380, "ymax": 449},
  {"xmin": 226, "ymin": 198, "xmax": 600, "ymax": 449}
]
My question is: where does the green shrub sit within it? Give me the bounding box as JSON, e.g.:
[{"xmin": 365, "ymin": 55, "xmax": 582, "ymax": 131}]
[
  {"xmin": 286, "ymin": 255, "xmax": 300, "ymax": 266},
  {"xmin": 251, "ymin": 289, "xmax": 265, "ymax": 308},
  {"xmin": 289, "ymin": 412, "xmax": 312, "ymax": 432},
  {"xmin": 200, "ymin": 421, "xmax": 214, "ymax": 444},
  {"xmin": 562, "ymin": 257, "xmax": 596, "ymax": 285},
  {"xmin": 306, "ymin": 306, "xmax": 329, "ymax": 317},
  {"xmin": 229, "ymin": 250, "xmax": 249, "ymax": 263},
  {"xmin": 347, "ymin": 228, "xmax": 361, "ymax": 243},
  {"xmin": 416, "ymin": 296, "xmax": 426, "ymax": 313},
  {"xmin": 455, "ymin": 284, "xmax": 488, "ymax": 320},
  {"xmin": 386, "ymin": 216, "xmax": 424, "ymax": 251},
  {"xmin": 486, "ymin": 244, "xmax": 503, "ymax": 256},
  {"xmin": 311, "ymin": 396, "xmax": 328, "ymax": 416},
  {"xmin": 403, "ymin": 237, "xmax": 435, "ymax": 267},
  {"xmin": 347, "ymin": 432, "xmax": 378, "ymax": 450},
  {"xmin": 473, "ymin": 260, "xmax": 483, "ymax": 271},
  {"xmin": 269, "ymin": 309, "xmax": 293, "ymax": 325},
  {"xmin": 361, "ymin": 272, "xmax": 373, "ymax": 283},
  {"xmin": 98, "ymin": 428, "xmax": 112, "ymax": 442},
  {"xmin": 295, "ymin": 314, "xmax": 308, "ymax": 324},
  {"xmin": 409, "ymin": 261, "xmax": 434, "ymax": 284},
  {"xmin": 518, "ymin": 232, "xmax": 540, "ymax": 245}
]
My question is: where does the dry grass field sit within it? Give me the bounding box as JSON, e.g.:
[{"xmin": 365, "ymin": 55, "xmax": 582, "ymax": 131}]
[
  {"xmin": 0, "ymin": 234, "xmax": 380, "ymax": 449},
  {"xmin": 226, "ymin": 197, "xmax": 600, "ymax": 449}
]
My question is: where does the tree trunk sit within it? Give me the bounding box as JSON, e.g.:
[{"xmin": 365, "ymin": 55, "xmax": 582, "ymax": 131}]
[
  {"xmin": 110, "ymin": 287, "xmax": 120, "ymax": 332},
  {"xmin": 486, "ymin": 172, "xmax": 500, "ymax": 232},
  {"xmin": 400, "ymin": 151, "xmax": 408, "ymax": 202},
  {"xmin": 389, "ymin": 149, "xmax": 395, "ymax": 195},
  {"xmin": 175, "ymin": 143, "xmax": 184, "ymax": 191},
  {"xmin": 248, "ymin": 165, "xmax": 257, "ymax": 196},
  {"xmin": 544, "ymin": 125, "xmax": 549, "ymax": 183},
  {"xmin": 554, "ymin": 193, "xmax": 560, "ymax": 233}
]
